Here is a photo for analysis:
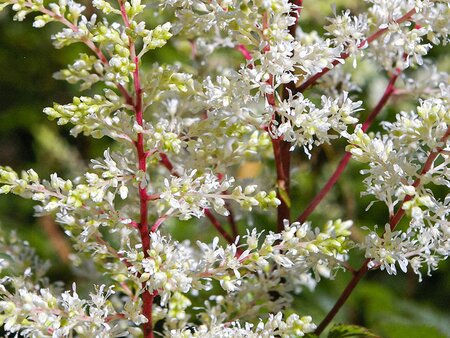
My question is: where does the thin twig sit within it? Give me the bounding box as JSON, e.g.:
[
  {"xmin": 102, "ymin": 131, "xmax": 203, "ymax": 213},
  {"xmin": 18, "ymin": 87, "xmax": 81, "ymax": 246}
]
[
  {"xmin": 157, "ymin": 152, "xmax": 237, "ymax": 245},
  {"xmin": 204, "ymin": 209, "xmax": 238, "ymax": 246},
  {"xmin": 296, "ymin": 8, "xmax": 416, "ymax": 94},
  {"xmin": 117, "ymin": 1, "xmax": 153, "ymax": 336},
  {"xmin": 225, "ymin": 202, "xmax": 239, "ymax": 239},
  {"xmin": 297, "ymin": 68, "xmax": 402, "ymax": 223},
  {"xmin": 314, "ymin": 126, "xmax": 450, "ymax": 335}
]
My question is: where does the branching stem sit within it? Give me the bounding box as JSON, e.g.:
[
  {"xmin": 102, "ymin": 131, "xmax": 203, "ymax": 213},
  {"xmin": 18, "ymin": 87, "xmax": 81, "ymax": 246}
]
[
  {"xmin": 314, "ymin": 126, "xmax": 450, "ymax": 336},
  {"xmin": 296, "ymin": 8, "xmax": 416, "ymax": 93},
  {"xmin": 117, "ymin": 1, "xmax": 153, "ymax": 336},
  {"xmin": 297, "ymin": 68, "xmax": 402, "ymax": 223}
]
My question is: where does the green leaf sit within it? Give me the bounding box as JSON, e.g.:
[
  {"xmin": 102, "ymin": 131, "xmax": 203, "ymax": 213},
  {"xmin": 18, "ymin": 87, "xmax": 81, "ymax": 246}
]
[
  {"xmin": 328, "ymin": 324, "xmax": 380, "ymax": 338},
  {"xmin": 278, "ymin": 186, "xmax": 291, "ymax": 208}
]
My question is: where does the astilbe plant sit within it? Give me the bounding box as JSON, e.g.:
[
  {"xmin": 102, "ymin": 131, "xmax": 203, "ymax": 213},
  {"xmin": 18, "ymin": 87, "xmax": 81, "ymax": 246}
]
[{"xmin": 0, "ymin": 0, "xmax": 449, "ymax": 337}]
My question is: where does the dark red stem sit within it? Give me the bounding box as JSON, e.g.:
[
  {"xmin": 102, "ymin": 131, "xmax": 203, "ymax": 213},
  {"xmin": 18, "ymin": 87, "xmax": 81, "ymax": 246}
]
[
  {"xmin": 204, "ymin": 209, "xmax": 237, "ymax": 246},
  {"xmin": 297, "ymin": 68, "xmax": 401, "ymax": 223},
  {"xmin": 389, "ymin": 127, "xmax": 450, "ymax": 230},
  {"xmin": 118, "ymin": 1, "xmax": 153, "ymax": 336},
  {"xmin": 273, "ymin": 0, "xmax": 304, "ymax": 231},
  {"xmin": 225, "ymin": 202, "xmax": 239, "ymax": 239},
  {"xmin": 314, "ymin": 126, "xmax": 449, "ymax": 335},
  {"xmin": 314, "ymin": 260, "xmax": 370, "ymax": 335},
  {"xmin": 288, "ymin": 0, "xmax": 303, "ymax": 38},
  {"xmin": 272, "ymin": 137, "xmax": 291, "ymax": 231}
]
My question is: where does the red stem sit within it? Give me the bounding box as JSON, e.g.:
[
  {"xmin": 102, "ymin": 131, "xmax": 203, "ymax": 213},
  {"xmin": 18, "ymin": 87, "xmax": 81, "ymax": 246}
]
[
  {"xmin": 296, "ymin": 8, "xmax": 416, "ymax": 94},
  {"xmin": 288, "ymin": 0, "xmax": 303, "ymax": 38},
  {"xmin": 273, "ymin": 0, "xmax": 304, "ymax": 232},
  {"xmin": 389, "ymin": 127, "xmax": 450, "ymax": 230},
  {"xmin": 236, "ymin": 2, "xmax": 301, "ymax": 233},
  {"xmin": 236, "ymin": 44, "xmax": 253, "ymax": 60},
  {"xmin": 267, "ymin": 0, "xmax": 303, "ymax": 232},
  {"xmin": 118, "ymin": 1, "xmax": 153, "ymax": 336},
  {"xmin": 314, "ymin": 126, "xmax": 449, "ymax": 335},
  {"xmin": 314, "ymin": 259, "xmax": 370, "ymax": 335},
  {"xmin": 151, "ymin": 216, "xmax": 168, "ymax": 232},
  {"xmin": 225, "ymin": 202, "xmax": 239, "ymax": 239},
  {"xmin": 204, "ymin": 209, "xmax": 237, "ymax": 246},
  {"xmin": 157, "ymin": 152, "xmax": 237, "ymax": 245},
  {"xmin": 272, "ymin": 137, "xmax": 291, "ymax": 231},
  {"xmin": 159, "ymin": 153, "xmax": 174, "ymax": 174},
  {"xmin": 297, "ymin": 69, "xmax": 401, "ymax": 223}
]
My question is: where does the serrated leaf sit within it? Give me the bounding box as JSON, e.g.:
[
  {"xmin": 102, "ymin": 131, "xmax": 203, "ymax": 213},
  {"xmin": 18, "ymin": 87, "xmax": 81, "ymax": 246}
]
[{"xmin": 328, "ymin": 324, "xmax": 379, "ymax": 338}]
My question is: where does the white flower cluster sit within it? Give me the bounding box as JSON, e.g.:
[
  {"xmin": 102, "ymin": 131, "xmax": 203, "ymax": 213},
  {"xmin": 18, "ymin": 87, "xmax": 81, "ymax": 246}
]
[
  {"xmin": 160, "ymin": 170, "xmax": 280, "ymax": 220},
  {"xmin": 346, "ymin": 97, "xmax": 449, "ymax": 214},
  {"xmin": 184, "ymin": 117, "xmax": 272, "ymax": 170},
  {"xmin": 347, "ymin": 97, "xmax": 449, "ymax": 278},
  {"xmin": 363, "ymin": 222, "xmax": 449, "ymax": 280},
  {"xmin": 169, "ymin": 312, "xmax": 316, "ymax": 337},
  {"xmin": 0, "ymin": 150, "xmax": 138, "ymax": 276},
  {"xmin": 366, "ymin": 0, "xmax": 449, "ymax": 70},
  {"xmin": 120, "ymin": 220, "xmax": 351, "ymax": 332},
  {"xmin": 53, "ymin": 53, "xmax": 105, "ymax": 90},
  {"xmin": 0, "ymin": 154, "xmax": 133, "ymax": 213},
  {"xmin": 43, "ymin": 89, "xmax": 129, "ymax": 140},
  {"xmin": 273, "ymin": 91, "xmax": 362, "ymax": 155},
  {"xmin": 0, "ymin": 228, "xmax": 134, "ymax": 337},
  {"xmin": 325, "ymin": 9, "xmax": 369, "ymax": 66},
  {"xmin": 0, "ymin": 281, "xmax": 128, "ymax": 337}
]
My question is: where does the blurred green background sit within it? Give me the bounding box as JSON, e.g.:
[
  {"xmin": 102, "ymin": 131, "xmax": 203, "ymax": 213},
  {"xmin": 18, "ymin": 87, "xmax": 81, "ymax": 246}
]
[{"xmin": 0, "ymin": 1, "xmax": 449, "ymax": 337}]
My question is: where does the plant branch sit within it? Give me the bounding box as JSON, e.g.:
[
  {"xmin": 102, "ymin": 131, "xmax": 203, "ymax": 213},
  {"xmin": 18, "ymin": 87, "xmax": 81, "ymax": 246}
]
[
  {"xmin": 314, "ymin": 259, "xmax": 370, "ymax": 335},
  {"xmin": 225, "ymin": 201, "xmax": 239, "ymax": 239},
  {"xmin": 272, "ymin": 136, "xmax": 291, "ymax": 231},
  {"xmin": 296, "ymin": 68, "xmax": 402, "ymax": 223},
  {"xmin": 389, "ymin": 126, "xmax": 450, "ymax": 230},
  {"xmin": 204, "ymin": 209, "xmax": 238, "ymax": 246},
  {"xmin": 314, "ymin": 126, "xmax": 450, "ymax": 335},
  {"xmin": 288, "ymin": 0, "xmax": 303, "ymax": 38},
  {"xmin": 20, "ymin": 0, "xmax": 134, "ymax": 105},
  {"xmin": 118, "ymin": 1, "xmax": 153, "ymax": 337},
  {"xmin": 296, "ymin": 8, "xmax": 416, "ymax": 94},
  {"xmin": 157, "ymin": 152, "xmax": 237, "ymax": 245},
  {"xmin": 273, "ymin": 0, "xmax": 302, "ymax": 232}
]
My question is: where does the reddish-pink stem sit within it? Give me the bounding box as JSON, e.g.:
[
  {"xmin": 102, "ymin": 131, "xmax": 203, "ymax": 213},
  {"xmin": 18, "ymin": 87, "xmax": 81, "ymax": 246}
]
[
  {"xmin": 272, "ymin": 136, "xmax": 291, "ymax": 231},
  {"xmin": 389, "ymin": 127, "xmax": 450, "ymax": 230},
  {"xmin": 118, "ymin": 1, "xmax": 153, "ymax": 336},
  {"xmin": 315, "ymin": 126, "xmax": 449, "ymax": 336},
  {"xmin": 157, "ymin": 152, "xmax": 237, "ymax": 245},
  {"xmin": 273, "ymin": 0, "xmax": 303, "ymax": 232},
  {"xmin": 204, "ymin": 209, "xmax": 237, "ymax": 246},
  {"xmin": 261, "ymin": 29, "xmax": 291, "ymax": 231},
  {"xmin": 297, "ymin": 68, "xmax": 401, "ymax": 223},
  {"xmin": 235, "ymin": 21, "xmax": 293, "ymax": 234},
  {"xmin": 159, "ymin": 153, "xmax": 175, "ymax": 174},
  {"xmin": 296, "ymin": 8, "xmax": 416, "ymax": 93},
  {"xmin": 314, "ymin": 259, "xmax": 370, "ymax": 335},
  {"xmin": 225, "ymin": 202, "xmax": 239, "ymax": 238},
  {"xmin": 151, "ymin": 216, "xmax": 168, "ymax": 232},
  {"xmin": 236, "ymin": 44, "xmax": 253, "ymax": 60}
]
